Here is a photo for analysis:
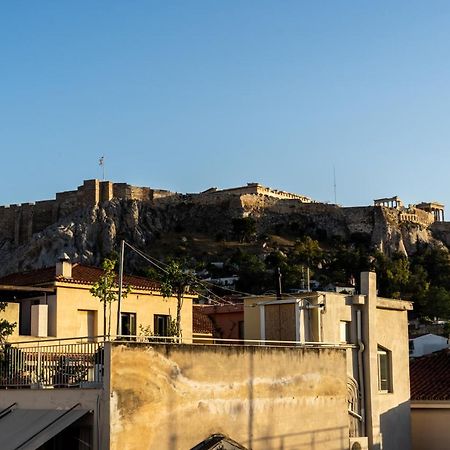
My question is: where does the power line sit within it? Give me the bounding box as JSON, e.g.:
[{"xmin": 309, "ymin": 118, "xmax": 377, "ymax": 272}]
[{"xmin": 123, "ymin": 241, "xmax": 236, "ymax": 304}]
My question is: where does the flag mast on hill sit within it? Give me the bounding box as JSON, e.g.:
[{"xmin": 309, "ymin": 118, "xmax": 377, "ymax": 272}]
[{"xmin": 99, "ymin": 155, "xmax": 105, "ymax": 180}]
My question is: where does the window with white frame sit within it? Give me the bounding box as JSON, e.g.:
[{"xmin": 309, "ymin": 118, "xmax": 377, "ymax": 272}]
[
  {"xmin": 377, "ymin": 346, "xmax": 392, "ymax": 392},
  {"xmin": 339, "ymin": 321, "xmax": 351, "ymax": 343}
]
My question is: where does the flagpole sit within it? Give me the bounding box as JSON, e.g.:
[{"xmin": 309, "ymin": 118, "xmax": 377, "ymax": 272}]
[{"xmin": 99, "ymin": 156, "xmax": 105, "ymax": 180}]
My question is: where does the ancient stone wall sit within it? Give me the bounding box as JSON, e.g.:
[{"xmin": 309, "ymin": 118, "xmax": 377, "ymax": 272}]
[
  {"xmin": 0, "ymin": 180, "xmax": 176, "ymax": 246},
  {"xmin": 198, "ymin": 182, "xmax": 313, "ymax": 202}
]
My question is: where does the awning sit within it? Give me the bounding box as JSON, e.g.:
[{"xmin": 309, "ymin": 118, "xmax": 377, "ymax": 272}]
[{"xmin": 0, "ymin": 405, "xmax": 89, "ymax": 450}]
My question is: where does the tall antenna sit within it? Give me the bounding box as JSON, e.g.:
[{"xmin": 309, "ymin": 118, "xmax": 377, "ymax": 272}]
[
  {"xmin": 99, "ymin": 156, "xmax": 105, "ymax": 180},
  {"xmin": 333, "ymin": 165, "xmax": 337, "ymax": 205}
]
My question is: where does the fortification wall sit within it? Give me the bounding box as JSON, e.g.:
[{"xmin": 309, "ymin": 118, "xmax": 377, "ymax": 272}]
[{"xmin": 0, "ymin": 179, "xmax": 176, "ymax": 245}]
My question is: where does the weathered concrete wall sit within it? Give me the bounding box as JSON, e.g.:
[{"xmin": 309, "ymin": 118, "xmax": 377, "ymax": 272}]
[{"xmin": 108, "ymin": 344, "xmax": 348, "ymax": 450}]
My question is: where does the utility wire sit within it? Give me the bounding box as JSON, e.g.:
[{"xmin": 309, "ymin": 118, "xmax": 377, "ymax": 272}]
[
  {"xmin": 123, "ymin": 241, "xmax": 233, "ymax": 304},
  {"xmin": 122, "ymin": 239, "xmax": 288, "ymax": 302}
]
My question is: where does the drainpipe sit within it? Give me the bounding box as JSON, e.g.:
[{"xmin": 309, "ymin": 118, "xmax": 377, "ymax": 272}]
[{"xmin": 357, "ymin": 309, "xmax": 366, "ymax": 436}]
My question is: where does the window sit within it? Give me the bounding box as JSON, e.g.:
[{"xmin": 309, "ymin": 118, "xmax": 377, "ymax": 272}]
[
  {"xmin": 154, "ymin": 314, "xmax": 170, "ymax": 336},
  {"xmin": 340, "ymin": 321, "xmax": 351, "ymax": 343},
  {"xmin": 377, "ymin": 346, "xmax": 392, "ymax": 392},
  {"xmin": 121, "ymin": 313, "xmax": 136, "ymax": 336}
]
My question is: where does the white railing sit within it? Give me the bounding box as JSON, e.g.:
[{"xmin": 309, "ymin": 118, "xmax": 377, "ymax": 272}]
[{"xmin": 0, "ymin": 339, "xmax": 104, "ymax": 389}]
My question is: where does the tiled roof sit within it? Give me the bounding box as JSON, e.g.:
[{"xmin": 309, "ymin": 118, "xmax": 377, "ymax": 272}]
[
  {"xmin": 193, "ymin": 306, "xmax": 214, "ymax": 335},
  {"xmin": 0, "ymin": 267, "xmax": 57, "ymax": 287},
  {"xmin": 201, "ymin": 303, "xmax": 243, "ymax": 315},
  {"xmin": 0, "ymin": 264, "xmax": 161, "ymax": 292},
  {"xmin": 410, "ymin": 349, "xmax": 450, "ymax": 401}
]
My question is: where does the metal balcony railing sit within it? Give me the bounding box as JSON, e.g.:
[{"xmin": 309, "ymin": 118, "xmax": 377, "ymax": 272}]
[{"xmin": 0, "ymin": 338, "xmax": 104, "ymax": 389}]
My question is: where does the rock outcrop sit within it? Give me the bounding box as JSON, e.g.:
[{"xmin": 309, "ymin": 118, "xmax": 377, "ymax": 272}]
[{"xmin": 0, "ymin": 193, "xmax": 446, "ymax": 277}]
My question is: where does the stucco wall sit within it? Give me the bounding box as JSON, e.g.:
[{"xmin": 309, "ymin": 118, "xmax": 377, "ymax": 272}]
[
  {"xmin": 53, "ymin": 284, "xmax": 193, "ymax": 340},
  {"xmin": 411, "ymin": 405, "xmax": 450, "ymax": 450},
  {"xmin": 373, "ymin": 302, "xmax": 412, "ymax": 450},
  {"xmin": 108, "ymin": 343, "xmax": 348, "ymax": 450}
]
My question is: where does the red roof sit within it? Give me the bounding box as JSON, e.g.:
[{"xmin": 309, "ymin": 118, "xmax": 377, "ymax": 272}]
[
  {"xmin": 410, "ymin": 349, "xmax": 450, "ymax": 401},
  {"xmin": 193, "ymin": 306, "xmax": 214, "ymax": 335},
  {"xmin": 0, "ymin": 264, "xmax": 161, "ymax": 292},
  {"xmin": 201, "ymin": 304, "xmax": 244, "ymax": 315}
]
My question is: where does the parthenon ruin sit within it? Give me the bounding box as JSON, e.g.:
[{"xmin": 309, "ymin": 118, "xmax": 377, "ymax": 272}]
[
  {"xmin": 416, "ymin": 202, "xmax": 445, "ymax": 222},
  {"xmin": 374, "ymin": 196, "xmax": 445, "ymax": 225},
  {"xmin": 374, "ymin": 196, "xmax": 404, "ymax": 209}
]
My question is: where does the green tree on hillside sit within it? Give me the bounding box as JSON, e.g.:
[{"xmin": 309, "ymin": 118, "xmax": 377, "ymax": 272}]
[{"xmin": 232, "ymin": 217, "xmax": 257, "ymax": 243}]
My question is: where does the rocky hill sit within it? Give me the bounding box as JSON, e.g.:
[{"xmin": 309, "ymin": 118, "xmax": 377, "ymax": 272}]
[{"xmin": 0, "ymin": 191, "xmax": 448, "ymax": 277}]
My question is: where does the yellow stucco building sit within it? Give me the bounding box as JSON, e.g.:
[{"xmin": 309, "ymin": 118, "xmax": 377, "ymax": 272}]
[{"xmin": 0, "ymin": 260, "xmax": 194, "ymax": 342}]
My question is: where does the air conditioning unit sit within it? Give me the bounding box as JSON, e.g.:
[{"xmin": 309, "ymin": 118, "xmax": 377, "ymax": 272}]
[{"xmin": 349, "ymin": 437, "xmax": 369, "ymax": 450}]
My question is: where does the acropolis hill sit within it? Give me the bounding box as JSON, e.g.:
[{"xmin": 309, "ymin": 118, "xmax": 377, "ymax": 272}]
[{"xmin": 0, "ymin": 179, "xmax": 449, "ymax": 276}]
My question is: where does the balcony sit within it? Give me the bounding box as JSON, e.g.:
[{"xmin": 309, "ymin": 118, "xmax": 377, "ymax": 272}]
[{"xmin": 0, "ymin": 337, "xmax": 104, "ymax": 389}]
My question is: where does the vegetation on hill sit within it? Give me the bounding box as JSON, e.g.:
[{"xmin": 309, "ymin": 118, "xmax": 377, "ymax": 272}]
[{"xmin": 144, "ymin": 226, "xmax": 450, "ymax": 322}]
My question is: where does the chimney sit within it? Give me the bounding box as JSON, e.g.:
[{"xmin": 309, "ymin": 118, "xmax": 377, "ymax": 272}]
[
  {"xmin": 56, "ymin": 253, "xmax": 72, "ymax": 278},
  {"xmin": 360, "ymin": 271, "xmax": 376, "ymax": 298}
]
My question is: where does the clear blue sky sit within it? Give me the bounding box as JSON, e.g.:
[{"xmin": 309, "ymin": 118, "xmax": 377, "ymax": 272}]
[{"xmin": 1, "ymin": 1, "xmax": 450, "ymax": 208}]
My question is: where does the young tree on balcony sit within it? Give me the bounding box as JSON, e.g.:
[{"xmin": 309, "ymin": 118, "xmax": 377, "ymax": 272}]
[
  {"xmin": 159, "ymin": 260, "xmax": 197, "ymax": 338},
  {"xmin": 90, "ymin": 258, "xmax": 129, "ymax": 338}
]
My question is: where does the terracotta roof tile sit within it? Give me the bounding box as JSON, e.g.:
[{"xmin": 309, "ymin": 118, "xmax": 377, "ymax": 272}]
[
  {"xmin": 0, "ymin": 264, "xmax": 161, "ymax": 292},
  {"xmin": 410, "ymin": 349, "xmax": 450, "ymax": 401},
  {"xmin": 193, "ymin": 306, "xmax": 214, "ymax": 335},
  {"xmin": 0, "ymin": 267, "xmax": 56, "ymax": 287}
]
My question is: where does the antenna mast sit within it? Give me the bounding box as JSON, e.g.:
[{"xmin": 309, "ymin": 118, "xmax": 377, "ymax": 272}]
[{"xmin": 333, "ymin": 166, "xmax": 337, "ymax": 204}]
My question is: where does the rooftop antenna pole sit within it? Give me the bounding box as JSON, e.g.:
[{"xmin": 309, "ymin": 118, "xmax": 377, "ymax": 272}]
[
  {"xmin": 99, "ymin": 156, "xmax": 105, "ymax": 181},
  {"xmin": 333, "ymin": 165, "xmax": 337, "ymax": 205},
  {"xmin": 276, "ymin": 267, "xmax": 282, "ymax": 300},
  {"xmin": 116, "ymin": 239, "xmax": 125, "ymax": 336}
]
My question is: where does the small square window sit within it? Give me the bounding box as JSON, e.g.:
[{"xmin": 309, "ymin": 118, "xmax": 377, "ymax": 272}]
[
  {"xmin": 121, "ymin": 312, "xmax": 136, "ymax": 336},
  {"xmin": 154, "ymin": 314, "xmax": 170, "ymax": 336}
]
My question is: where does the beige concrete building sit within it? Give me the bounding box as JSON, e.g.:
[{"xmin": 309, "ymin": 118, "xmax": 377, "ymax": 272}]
[
  {"xmin": 244, "ymin": 272, "xmax": 413, "ymax": 450},
  {"xmin": 0, "ymin": 260, "xmax": 194, "ymax": 342}
]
